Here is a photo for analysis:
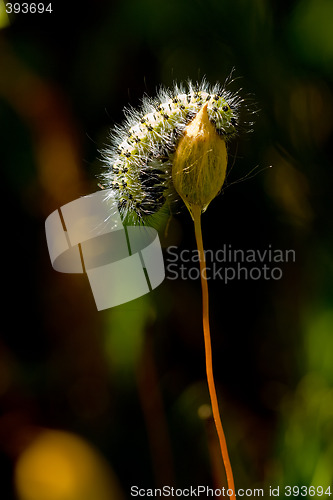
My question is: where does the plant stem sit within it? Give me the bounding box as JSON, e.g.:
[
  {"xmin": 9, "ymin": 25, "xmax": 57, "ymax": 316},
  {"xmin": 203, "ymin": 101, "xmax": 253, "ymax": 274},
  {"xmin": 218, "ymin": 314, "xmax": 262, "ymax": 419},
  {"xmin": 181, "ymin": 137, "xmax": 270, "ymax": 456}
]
[{"xmin": 192, "ymin": 205, "xmax": 236, "ymax": 500}]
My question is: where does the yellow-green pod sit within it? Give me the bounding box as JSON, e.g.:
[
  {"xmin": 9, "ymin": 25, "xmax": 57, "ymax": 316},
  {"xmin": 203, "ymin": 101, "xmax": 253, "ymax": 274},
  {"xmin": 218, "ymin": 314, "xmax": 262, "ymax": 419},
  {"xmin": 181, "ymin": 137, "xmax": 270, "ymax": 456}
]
[{"xmin": 172, "ymin": 103, "xmax": 228, "ymax": 219}]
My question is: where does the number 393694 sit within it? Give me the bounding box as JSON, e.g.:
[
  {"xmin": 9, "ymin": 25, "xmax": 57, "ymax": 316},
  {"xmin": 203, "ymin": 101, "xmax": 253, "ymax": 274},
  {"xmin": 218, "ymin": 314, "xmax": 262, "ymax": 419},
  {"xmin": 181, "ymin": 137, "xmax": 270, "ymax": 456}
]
[{"xmin": 5, "ymin": 3, "xmax": 53, "ymax": 14}]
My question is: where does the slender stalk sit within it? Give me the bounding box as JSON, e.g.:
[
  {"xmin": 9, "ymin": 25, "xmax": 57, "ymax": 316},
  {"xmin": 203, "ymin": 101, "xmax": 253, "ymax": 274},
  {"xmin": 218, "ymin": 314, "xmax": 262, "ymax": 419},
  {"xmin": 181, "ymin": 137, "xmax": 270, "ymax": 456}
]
[{"xmin": 192, "ymin": 205, "xmax": 236, "ymax": 500}]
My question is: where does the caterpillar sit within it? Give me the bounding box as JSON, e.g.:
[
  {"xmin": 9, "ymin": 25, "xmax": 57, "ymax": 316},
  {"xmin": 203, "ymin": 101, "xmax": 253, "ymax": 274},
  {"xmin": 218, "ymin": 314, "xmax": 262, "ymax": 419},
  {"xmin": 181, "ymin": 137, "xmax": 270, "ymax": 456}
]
[{"xmin": 100, "ymin": 79, "xmax": 245, "ymax": 223}]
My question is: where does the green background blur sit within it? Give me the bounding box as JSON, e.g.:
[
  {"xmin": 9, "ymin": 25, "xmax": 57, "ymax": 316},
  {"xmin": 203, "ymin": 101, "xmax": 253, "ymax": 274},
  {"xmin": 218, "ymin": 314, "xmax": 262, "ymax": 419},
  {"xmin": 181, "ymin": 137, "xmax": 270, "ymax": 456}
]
[{"xmin": 1, "ymin": 0, "xmax": 333, "ymax": 498}]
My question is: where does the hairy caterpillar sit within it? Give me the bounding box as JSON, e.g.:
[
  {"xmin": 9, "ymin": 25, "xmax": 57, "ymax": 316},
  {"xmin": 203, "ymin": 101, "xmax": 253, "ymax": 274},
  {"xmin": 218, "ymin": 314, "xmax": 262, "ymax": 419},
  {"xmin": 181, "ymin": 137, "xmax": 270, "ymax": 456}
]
[{"xmin": 101, "ymin": 79, "xmax": 245, "ymax": 223}]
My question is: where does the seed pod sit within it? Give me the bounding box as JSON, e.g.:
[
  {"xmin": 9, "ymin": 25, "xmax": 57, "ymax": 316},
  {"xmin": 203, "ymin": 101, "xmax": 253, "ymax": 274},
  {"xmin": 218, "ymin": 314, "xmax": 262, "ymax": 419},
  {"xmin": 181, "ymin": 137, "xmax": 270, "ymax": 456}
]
[{"xmin": 172, "ymin": 103, "xmax": 228, "ymax": 219}]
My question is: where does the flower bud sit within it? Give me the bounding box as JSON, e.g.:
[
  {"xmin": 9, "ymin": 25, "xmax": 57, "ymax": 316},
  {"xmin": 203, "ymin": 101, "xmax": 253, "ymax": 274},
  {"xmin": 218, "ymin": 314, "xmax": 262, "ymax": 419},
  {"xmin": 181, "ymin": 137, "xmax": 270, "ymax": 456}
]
[{"xmin": 172, "ymin": 103, "xmax": 228, "ymax": 219}]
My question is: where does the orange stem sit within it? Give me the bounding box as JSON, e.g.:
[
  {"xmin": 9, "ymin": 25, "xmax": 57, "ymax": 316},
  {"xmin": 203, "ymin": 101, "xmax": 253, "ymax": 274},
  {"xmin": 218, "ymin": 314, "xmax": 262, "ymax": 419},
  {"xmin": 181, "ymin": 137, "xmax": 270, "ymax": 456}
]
[{"xmin": 192, "ymin": 205, "xmax": 236, "ymax": 500}]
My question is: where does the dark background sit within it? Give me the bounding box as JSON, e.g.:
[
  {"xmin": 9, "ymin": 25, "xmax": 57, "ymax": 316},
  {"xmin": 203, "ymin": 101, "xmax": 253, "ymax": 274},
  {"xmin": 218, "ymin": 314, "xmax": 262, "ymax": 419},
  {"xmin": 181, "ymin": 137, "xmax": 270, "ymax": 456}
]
[{"xmin": 1, "ymin": 0, "xmax": 333, "ymax": 498}]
